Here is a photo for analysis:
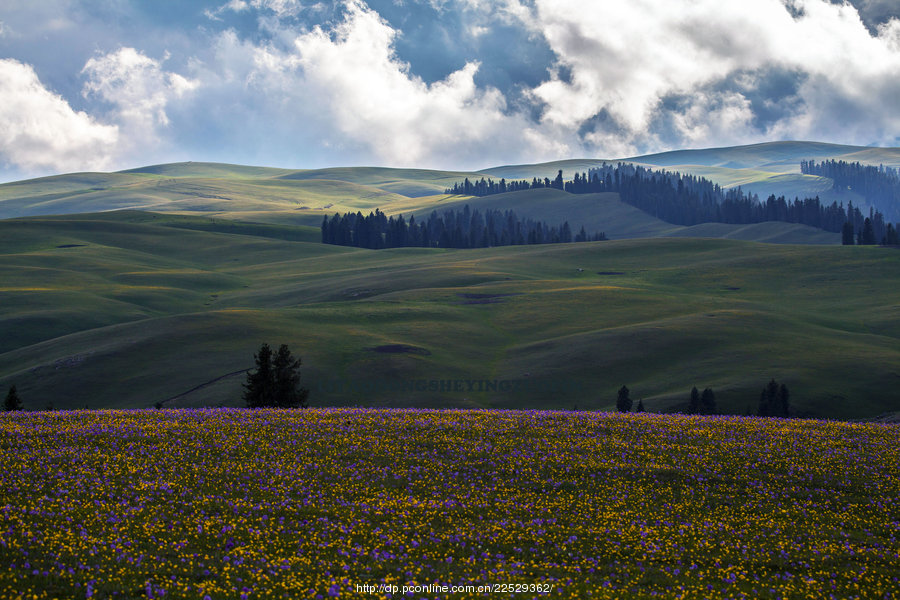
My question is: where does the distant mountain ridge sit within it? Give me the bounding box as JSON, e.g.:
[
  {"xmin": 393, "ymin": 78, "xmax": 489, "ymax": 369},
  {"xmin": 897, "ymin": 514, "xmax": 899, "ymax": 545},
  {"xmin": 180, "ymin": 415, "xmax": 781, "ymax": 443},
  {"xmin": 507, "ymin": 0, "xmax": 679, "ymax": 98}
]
[{"xmin": 1, "ymin": 140, "xmax": 898, "ymax": 244}]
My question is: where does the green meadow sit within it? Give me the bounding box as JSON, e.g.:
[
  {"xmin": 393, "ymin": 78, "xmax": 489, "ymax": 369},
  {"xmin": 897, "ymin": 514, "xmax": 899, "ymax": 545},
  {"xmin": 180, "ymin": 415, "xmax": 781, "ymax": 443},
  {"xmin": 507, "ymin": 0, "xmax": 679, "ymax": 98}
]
[
  {"xmin": 2, "ymin": 141, "xmax": 899, "ymax": 417},
  {"xmin": 1, "ymin": 209, "xmax": 897, "ymax": 418},
  {"xmin": 4, "ymin": 140, "xmax": 899, "ymax": 232}
]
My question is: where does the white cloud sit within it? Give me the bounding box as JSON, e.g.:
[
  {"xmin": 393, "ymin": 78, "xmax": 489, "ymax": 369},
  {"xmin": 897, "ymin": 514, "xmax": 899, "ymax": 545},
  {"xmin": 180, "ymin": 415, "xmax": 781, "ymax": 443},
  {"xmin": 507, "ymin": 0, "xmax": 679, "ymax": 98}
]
[
  {"xmin": 205, "ymin": 0, "xmax": 250, "ymax": 20},
  {"xmin": 292, "ymin": 0, "xmax": 506, "ymax": 163},
  {"xmin": 6, "ymin": 0, "xmax": 900, "ymax": 180},
  {"xmin": 81, "ymin": 48, "xmax": 198, "ymax": 149},
  {"xmin": 251, "ymin": 0, "xmax": 306, "ymax": 17},
  {"xmin": 208, "ymin": 0, "xmax": 308, "ymax": 20},
  {"xmin": 0, "ymin": 59, "xmax": 118, "ymax": 174},
  {"xmin": 217, "ymin": 0, "xmax": 560, "ymax": 168},
  {"xmin": 519, "ymin": 0, "xmax": 900, "ymax": 153},
  {"xmin": 671, "ymin": 91, "xmax": 756, "ymax": 147}
]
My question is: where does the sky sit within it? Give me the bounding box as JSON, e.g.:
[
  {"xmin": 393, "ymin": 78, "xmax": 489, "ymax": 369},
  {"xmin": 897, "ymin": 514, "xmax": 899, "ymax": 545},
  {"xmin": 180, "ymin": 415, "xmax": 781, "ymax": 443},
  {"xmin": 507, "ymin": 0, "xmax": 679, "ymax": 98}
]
[{"xmin": 1, "ymin": 0, "xmax": 900, "ymax": 181}]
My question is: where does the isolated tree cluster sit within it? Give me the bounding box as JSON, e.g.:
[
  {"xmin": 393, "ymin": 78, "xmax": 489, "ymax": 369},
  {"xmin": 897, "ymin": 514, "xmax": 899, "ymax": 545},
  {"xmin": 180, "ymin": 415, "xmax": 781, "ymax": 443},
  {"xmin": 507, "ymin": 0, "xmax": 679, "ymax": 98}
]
[
  {"xmin": 243, "ymin": 344, "xmax": 309, "ymax": 409},
  {"xmin": 758, "ymin": 379, "xmax": 791, "ymax": 418},
  {"xmin": 688, "ymin": 386, "xmax": 717, "ymax": 415},
  {"xmin": 3, "ymin": 386, "xmax": 22, "ymax": 412}
]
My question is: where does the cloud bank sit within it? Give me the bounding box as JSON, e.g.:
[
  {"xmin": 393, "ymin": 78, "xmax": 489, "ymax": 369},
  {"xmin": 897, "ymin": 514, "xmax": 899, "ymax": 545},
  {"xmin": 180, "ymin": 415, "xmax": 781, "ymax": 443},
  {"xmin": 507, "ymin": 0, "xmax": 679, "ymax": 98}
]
[
  {"xmin": 0, "ymin": 0, "xmax": 899, "ymax": 179},
  {"xmin": 525, "ymin": 0, "xmax": 900, "ymax": 155},
  {"xmin": 0, "ymin": 59, "xmax": 118, "ymax": 173}
]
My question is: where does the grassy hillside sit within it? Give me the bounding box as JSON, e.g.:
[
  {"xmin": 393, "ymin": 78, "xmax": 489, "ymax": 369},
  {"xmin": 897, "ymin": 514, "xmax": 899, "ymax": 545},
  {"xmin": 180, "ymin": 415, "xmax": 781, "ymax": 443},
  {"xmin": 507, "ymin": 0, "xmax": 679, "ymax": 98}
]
[
  {"xmin": 277, "ymin": 166, "xmax": 479, "ymax": 197},
  {"xmin": 120, "ymin": 161, "xmax": 295, "ymax": 179},
  {"xmin": 409, "ymin": 188, "xmax": 679, "ymax": 239},
  {"xmin": 481, "ymin": 142, "xmax": 900, "ymax": 216},
  {"xmin": 665, "ymin": 221, "xmax": 839, "ymax": 244},
  {"xmin": 628, "ymin": 141, "xmax": 900, "ymax": 171},
  {"xmin": 0, "ymin": 174, "xmax": 416, "ymax": 224},
  {"xmin": 3, "ymin": 141, "xmax": 896, "ymax": 244},
  {"xmin": 0, "ymin": 212, "xmax": 895, "ymax": 417},
  {"xmin": 420, "ymin": 188, "xmax": 839, "ymax": 243},
  {"xmin": 479, "ymin": 159, "xmax": 609, "ymax": 181},
  {"xmin": 0, "ymin": 163, "xmax": 841, "ymax": 244}
]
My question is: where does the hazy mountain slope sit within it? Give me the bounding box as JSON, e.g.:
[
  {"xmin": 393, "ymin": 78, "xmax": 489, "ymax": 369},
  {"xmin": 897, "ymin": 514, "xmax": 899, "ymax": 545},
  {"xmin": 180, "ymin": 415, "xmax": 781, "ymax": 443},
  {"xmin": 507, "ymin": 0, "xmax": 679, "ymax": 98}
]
[
  {"xmin": 120, "ymin": 162, "xmax": 295, "ymax": 179},
  {"xmin": 627, "ymin": 141, "xmax": 900, "ymax": 171}
]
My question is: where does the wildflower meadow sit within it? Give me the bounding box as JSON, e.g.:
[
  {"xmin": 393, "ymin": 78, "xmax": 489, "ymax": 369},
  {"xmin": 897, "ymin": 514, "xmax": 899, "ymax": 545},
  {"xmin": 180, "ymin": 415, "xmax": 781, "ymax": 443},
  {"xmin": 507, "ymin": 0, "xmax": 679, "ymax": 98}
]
[{"xmin": 1, "ymin": 408, "xmax": 898, "ymax": 599}]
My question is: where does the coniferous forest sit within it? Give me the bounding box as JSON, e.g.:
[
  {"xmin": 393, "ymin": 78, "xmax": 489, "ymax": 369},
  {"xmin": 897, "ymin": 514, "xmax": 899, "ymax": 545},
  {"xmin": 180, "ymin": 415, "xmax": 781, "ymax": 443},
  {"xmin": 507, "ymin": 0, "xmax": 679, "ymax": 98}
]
[
  {"xmin": 446, "ymin": 163, "xmax": 900, "ymax": 244},
  {"xmin": 801, "ymin": 159, "xmax": 900, "ymax": 222},
  {"xmin": 320, "ymin": 206, "xmax": 606, "ymax": 249}
]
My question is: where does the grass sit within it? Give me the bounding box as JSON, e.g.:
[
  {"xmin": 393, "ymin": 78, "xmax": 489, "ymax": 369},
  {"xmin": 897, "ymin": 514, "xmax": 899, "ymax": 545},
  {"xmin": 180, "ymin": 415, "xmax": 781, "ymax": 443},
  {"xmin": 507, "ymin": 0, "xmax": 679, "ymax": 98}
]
[
  {"xmin": 1, "ymin": 408, "xmax": 898, "ymax": 599},
  {"xmin": 2, "ymin": 141, "xmax": 893, "ymax": 239},
  {"xmin": 627, "ymin": 141, "xmax": 900, "ymax": 171},
  {"xmin": 0, "ymin": 212, "xmax": 897, "ymax": 417}
]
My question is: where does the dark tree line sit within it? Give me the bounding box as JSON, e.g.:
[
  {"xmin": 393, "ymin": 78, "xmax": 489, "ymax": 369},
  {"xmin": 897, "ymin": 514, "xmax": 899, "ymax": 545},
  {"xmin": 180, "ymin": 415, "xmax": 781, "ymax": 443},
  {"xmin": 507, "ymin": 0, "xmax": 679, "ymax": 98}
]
[
  {"xmin": 841, "ymin": 211, "xmax": 898, "ymax": 245},
  {"xmin": 446, "ymin": 164, "xmax": 899, "ymax": 237},
  {"xmin": 321, "ymin": 206, "xmax": 605, "ymax": 249},
  {"xmin": 614, "ymin": 380, "xmax": 792, "ymax": 416},
  {"xmin": 838, "ymin": 200, "xmax": 892, "ymax": 245},
  {"xmin": 445, "ymin": 171, "xmax": 564, "ymax": 196},
  {"xmin": 802, "ymin": 159, "xmax": 900, "ymax": 223}
]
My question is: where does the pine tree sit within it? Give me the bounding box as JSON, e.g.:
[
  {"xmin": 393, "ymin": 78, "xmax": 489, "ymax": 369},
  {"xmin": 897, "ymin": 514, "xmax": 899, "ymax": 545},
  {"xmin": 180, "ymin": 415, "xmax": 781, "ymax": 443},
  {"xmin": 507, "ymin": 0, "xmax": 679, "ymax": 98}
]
[
  {"xmin": 861, "ymin": 217, "xmax": 877, "ymax": 245},
  {"xmin": 244, "ymin": 344, "xmax": 309, "ymax": 408},
  {"xmin": 272, "ymin": 344, "xmax": 309, "ymax": 408},
  {"xmin": 700, "ymin": 388, "xmax": 717, "ymax": 414},
  {"xmin": 552, "ymin": 170, "xmax": 564, "ymax": 190},
  {"xmin": 759, "ymin": 379, "xmax": 789, "ymax": 417},
  {"xmin": 842, "ymin": 221, "xmax": 855, "ymax": 245},
  {"xmin": 759, "ymin": 379, "xmax": 778, "ymax": 417},
  {"xmin": 885, "ymin": 223, "xmax": 898, "ymax": 245},
  {"xmin": 776, "ymin": 383, "xmax": 790, "ymax": 418},
  {"xmin": 636, "ymin": 399, "xmax": 645, "ymax": 413},
  {"xmin": 688, "ymin": 386, "xmax": 700, "ymax": 414},
  {"xmin": 243, "ymin": 344, "xmax": 275, "ymax": 408},
  {"xmin": 4, "ymin": 386, "xmax": 23, "ymax": 412},
  {"xmin": 616, "ymin": 385, "xmax": 632, "ymax": 413}
]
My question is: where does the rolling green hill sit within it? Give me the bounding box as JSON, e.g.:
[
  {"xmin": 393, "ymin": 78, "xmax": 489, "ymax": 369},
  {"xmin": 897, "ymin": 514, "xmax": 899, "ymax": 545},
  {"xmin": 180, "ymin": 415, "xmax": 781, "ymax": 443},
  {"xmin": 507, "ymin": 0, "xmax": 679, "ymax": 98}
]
[
  {"xmin": 413, "ymin": 188, "xmax": 839, "ymax": 243},
  {"xmin": 2, "ymin": 141, "xmax": 895, "ymax": 244},
  {"xmin": 1, "ymin": 211, "xmax": 896, "ymax": 418},
  {"xmin": 277, "ymin": 166, "xmax": 478, "ymax": 197},
  {"xmin": 120, "ymin": 161, "xmax": 295, "ymax": 179},
  {"xmin": 628, "ymin": 142, "xmax": 900, "ymax": 213},
  {"xmin": 409, "ymin": 188, "xmax": 679, "ymax": 239},
  {"xmin": 481, "ymin": 141, "xmax": 900, "ymax": 216},
  {"xmin": 627, "ymin": 141, "xmax": 900, "ymax": 171}
]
